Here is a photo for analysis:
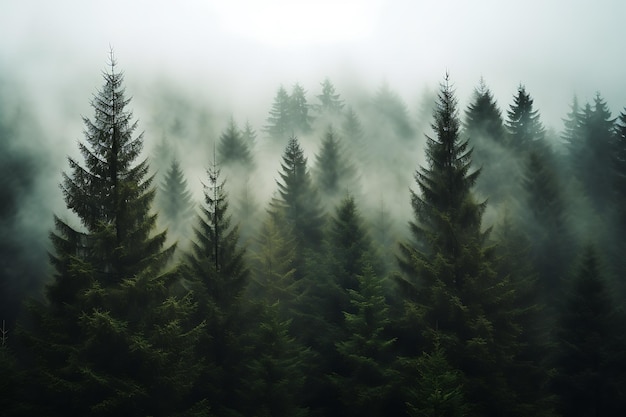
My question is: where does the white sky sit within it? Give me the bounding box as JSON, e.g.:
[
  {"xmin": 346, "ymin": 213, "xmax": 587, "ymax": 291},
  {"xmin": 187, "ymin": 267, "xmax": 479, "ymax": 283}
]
[{"xmin": 2, "ymin": 0, "xmax": 626, "ymax": 129}]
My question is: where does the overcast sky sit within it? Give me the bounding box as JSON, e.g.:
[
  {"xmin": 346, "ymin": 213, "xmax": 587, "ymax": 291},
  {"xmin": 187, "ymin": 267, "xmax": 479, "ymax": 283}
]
[{"xmin": 2, "ymin": 0, "xmax": 626, "ymax": 130}]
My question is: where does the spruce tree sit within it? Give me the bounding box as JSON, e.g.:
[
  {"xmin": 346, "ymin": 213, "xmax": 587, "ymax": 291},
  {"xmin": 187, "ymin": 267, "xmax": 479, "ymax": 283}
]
[
  {"xmin": 329, "ymin": 265, "xmax": 398, "ymax": 417},
  {"xmin": 264, "ymin": 85, "xmax": 291, "ymax": 141},
  {"xmin": 270, "ymin": 135, "xmax": 325, "ymax": 277},
  {"xmin": 157, "ymin": 158, "xmax": 195, "ymax": 244},
  {"xmin": 185, "ymin": 158, "xmax": 251, "ymax": 416},
  {"xmin": 218, "ymin": 117, "xmax": 253, "ymax": 168},
  {"xmin": 463, "ymin": 79, "xmax": 509, "ymax": 204},
  {"xmin": 506, "ymin": 85, "xmax": 545, "ymax": 151},
  {"xmin": 315, "ymin": 77, "xmax": 344, "ymax": 116},
  {"xmin": 372, "ymin": 82, "xmax": 415, "ymax": 139},
  {"xmin": 397, "ymin": 74, "xmax": 533, "ymax": 417},
  {"xmin": 313, "ymin": 126, "xmax": 358, "ymax": 204},
  {"xmin": 289, "ymin": 83, "xmax": 313, "ymax": 134},
  {"xmin": 552, "ymin": 247, "xmax": 625, "ymax": 416},
  {"xmin": 19, "ymin": 53, "xmax": 205, "ymax": 417}
]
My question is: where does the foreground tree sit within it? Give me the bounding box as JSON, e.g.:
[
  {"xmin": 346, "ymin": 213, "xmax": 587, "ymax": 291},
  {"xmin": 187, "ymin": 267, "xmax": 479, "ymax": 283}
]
[
  {"xmin": 19, "ymin": 53, "xmax": 206, "ymax": 417},
  {"xmin": 397, "ymin": 74, "xmax": 545, "ymax": 417},
  {"xmin": 506, "ymin": 85, "xmax": 545, "ymax": 151}
]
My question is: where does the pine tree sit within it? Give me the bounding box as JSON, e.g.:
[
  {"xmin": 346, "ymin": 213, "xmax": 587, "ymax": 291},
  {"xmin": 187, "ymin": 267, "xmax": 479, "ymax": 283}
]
[
  {"xmin": 396, "ymin": 74, "xmax": 530, "ymax": 417},
  {"xmin": 329, "ymin": 265, "xmax": 398, "ymax": 417},
  {"xmin": 157, "ymin": 158, "xmax": 195, "ymax": 245},
  {"xmin": 218, "ymin": 117, "xmax": 254, "ymax": 168},
  {"xmin": 506, "ymin": 85, "xmax": 545, "ymax": 151},
  {"xmin": 313, "ymin": 126, "xmax": 358, "ymax": 204},
  {"xmin": 185, "ymin": 158, "xmax": 251, "ymax": 416},
  {"xmin": 264, "ymin": 85, "xmax": 291, "ymax": 141},
  {"xmin": 341, "ymin": 106, "xmax": 368, "ymax": 166},
  {"xmin": 19, "ymin": 53, "xmax": 206, "ymax": 417},
  {"xmin": 552, "ymin": 247, "xmax": 625, "ymax": 416},
  {"xmin": 241, "ymin": 120, "xmax": 257, "ymax": 149}
]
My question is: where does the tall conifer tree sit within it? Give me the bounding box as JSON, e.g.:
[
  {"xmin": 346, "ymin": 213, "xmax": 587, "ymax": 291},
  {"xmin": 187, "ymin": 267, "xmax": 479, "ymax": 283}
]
[{"xmin": 20, "ymin": 53, "xmax": 205, "ymax": 417}]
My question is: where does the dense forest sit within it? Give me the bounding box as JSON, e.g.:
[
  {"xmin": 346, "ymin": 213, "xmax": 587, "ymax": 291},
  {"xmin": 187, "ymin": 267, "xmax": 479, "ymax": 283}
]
[{"xmin": 2, "ymin": 53, "xmax": 626, "ymax": 416}]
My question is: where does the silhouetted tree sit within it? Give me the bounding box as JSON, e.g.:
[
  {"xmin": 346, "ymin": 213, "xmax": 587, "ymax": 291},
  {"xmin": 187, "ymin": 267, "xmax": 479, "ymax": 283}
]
[
  {"xmin": 506, "ymin": 85, "xmax": 545, "ymax": 151},
  {"xmin": 313, "ymin": 126, "xmax": 358, "ymax": 204},
  {"xmin": 265, "ymin": 85, "xmax": 291, "ymax": 141},
  {"xmin": 315, "ymin": 77, "xmax": 344, "ymax": 116},
  {"xmin": 157, "ymin": 158, "xmax": 195, "ymax": 245},
  {"xmin": 289, "ymin": 83, "xmax": 313, "ymax": 134},
  {"xmin": 218, "ymin": 118, "xmax": 253, "ymax": 168}
]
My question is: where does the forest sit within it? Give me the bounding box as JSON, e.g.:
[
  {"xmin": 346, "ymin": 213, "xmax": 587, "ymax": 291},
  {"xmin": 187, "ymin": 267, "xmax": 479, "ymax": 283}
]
[{"xmin": 1, "ymin": 53, "xmax": 626, "ymax": 417}]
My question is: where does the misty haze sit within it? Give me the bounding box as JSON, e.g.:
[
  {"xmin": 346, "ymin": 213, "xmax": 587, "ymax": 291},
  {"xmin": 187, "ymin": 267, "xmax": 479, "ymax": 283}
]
[{"xmin": 2, "ymin": 1, "xmax": 626, "ymax": 416}]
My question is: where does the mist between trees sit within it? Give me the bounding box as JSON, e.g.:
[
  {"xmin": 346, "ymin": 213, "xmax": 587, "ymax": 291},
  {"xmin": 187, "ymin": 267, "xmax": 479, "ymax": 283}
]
[{"xmin": 2, "ymin": 55, "xmax": 626, "ymax": 416}]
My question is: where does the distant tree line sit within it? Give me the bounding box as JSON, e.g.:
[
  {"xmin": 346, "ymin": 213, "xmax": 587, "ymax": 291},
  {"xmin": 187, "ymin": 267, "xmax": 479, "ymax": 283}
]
[{"xmin": 2, "ymin": 55, "xmax": 626, "ymax": 417}]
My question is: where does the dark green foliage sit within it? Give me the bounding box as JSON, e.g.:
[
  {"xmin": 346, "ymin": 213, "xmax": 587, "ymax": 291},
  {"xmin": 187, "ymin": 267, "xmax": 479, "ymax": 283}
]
[
  {"xmin": 403, "ymin": 339, "xmax": 468, "ymax": 417},
  {"xmin": 157, "ymin": 158, "xmax": 195, "ymax": 243},
  {"xmin": 218, "ymin": 118, "xmax": 254, "ymax": 168},
  {"xmin": 241, "ymin": 303, "xmax": 311, "ymax": 417},
  {"xmin": 270, "ymin": 136, "xmax": 325, "ymax": 275},
  {"xmin": 313, "ymin": 126, "xmax": 358, "ymax": 203},
  {"xmin": 552, "ymin": 247, "xmax": 625, "ymax": 416},
  {"xmin": 329, "ymin": 265, "xmax": 398, "ymax": 417},
  {"xmin": 19, "ymin": 54, "xmax": 205, "ymax": 417},
  {"xmin": 463, "ymin": 79, "xmax": 510, "ymax": 204},
  {"xmin": 506, "ymin": 85, "xmax": 545, "ymax": 150},
  {"xmin": 185, "ymin": 160, "xmax": 251, "ymax": 416},
  {"xmin": 397, "ymin": 75, "xmax": 533, "ymax": 416}
]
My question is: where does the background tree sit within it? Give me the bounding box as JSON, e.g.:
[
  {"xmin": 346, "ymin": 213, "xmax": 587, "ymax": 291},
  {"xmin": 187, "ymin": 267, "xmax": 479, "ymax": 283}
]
[
  {"xmin": 18, "ymin": 54, "xmax": 206, "ymax": 417},
  {"xmin": 315, "ymin": 77, "xmax": 344, "ymax": 116},
  {"xmin": 264, "ymin": 85, "xmax": 291, "ymax": 141},
  {"xmin": 289, "ymin": 83, "xmax": 313, "ymax": 134},
  {"xmin": 157, "ymin": 158, "xmax": 195, "ymax": 246},
  {"xmin": 218, "ymin": 117, "xmax": 253, "ymax": 168},
  {"xmin": 506, "ymin": 85, "xmax": 545, "ymax": 151}
]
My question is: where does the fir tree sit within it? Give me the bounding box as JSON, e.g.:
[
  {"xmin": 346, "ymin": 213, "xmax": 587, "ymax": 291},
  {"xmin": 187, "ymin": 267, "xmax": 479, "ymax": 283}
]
[
  {"xmin": 506, "ymin": 85, "xmax": 545, "ymax": 151},
  {"xmin": 185, "ymin": 158, "xmax": 251, "ymax": 416},
  {"xmin": 463, "ymin": 79, "xmax": 509, "ymax": 204},
  {"xmin": 289, "ymin": 83, "xmax": 313, "ymax": 134},
  {"xmin": 552, "ymin": 247, "xmax": 625, "ymax": 416},
  {"xmin": 157, "ymin": 158, "xmax": 195, "ymax": 245},
  {"xmin": 218, "ymin": 117, "xmax": 253, "ymax": 168},
  {"xmin": 19, "ymin": 53, "xmax": 205, "ymax": 417},
  {"xmin": 315, "ymin": 77, "xmax": 344, "ymax": 115},
  {"xmin": 372, "ymin": 82, "xmax": 415, "ymax": 139},
  {"xmin": 329, "ymin": 265, "xmax": 398, "ymax": 417},
  {"xmin": 313, "ymin": 126, "xmax": 358, "ymax": 204},
  {"xmin": 264, "ymin": 85, "xmax": 291, "ymax": 141},
  {"xmin": 241, "ymin": 120, "xmax": 257, "ymax": 149},
  {"xmin": 397, "ymin": 74, "xmax": 533, "ymax": 417},
  {"xmin": 270, "ymin": 135, "xmax": 325, "ymax": 277}
]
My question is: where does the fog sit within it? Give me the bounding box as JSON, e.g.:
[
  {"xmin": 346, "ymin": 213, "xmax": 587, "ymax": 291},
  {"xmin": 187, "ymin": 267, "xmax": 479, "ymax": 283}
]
[{"xmin": 2, "ymin": 0, "xmax": 626, "ymax": 321}]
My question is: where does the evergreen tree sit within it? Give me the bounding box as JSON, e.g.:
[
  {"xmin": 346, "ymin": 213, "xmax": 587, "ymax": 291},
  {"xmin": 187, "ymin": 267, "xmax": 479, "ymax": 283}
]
[
  {"xmin": 561, "ymin": 95, "xmax": 582, "ymax": 153},
  {"xmin": 270, "ymin": 136, "xmax": 325, "ymax": 277},
  {"xmin": 506, "ymin": 85, "xmax": 545, "ymax": 151},
  {"xmin": 463, "ymin": 79, "xmax": 509, "ymax": 204},
  {"xmin": 313, "ymin": 126, "xmax": 358, "ymax": 204},
  {"xmin": 241, "ymin": 302, "xmax": 311, "ymax": 417},
  {"xmin": 552, "ymin": 247, "xmax": 625, "ymax": 416},
  {"xmin": 241, "ymin": 119, "xmax": 257, "ymax": 149},
  {"xmin": 315, "ymin": 77, "xmax": 344, "ymax": 116},
  {"xmin": 157, "ymin": 158, "xmax": 195, "ymax": 245},
  {"xmin": 217, "ymin": 117, "xmax": 253, "ymax": 168},
  {"xmin": 19, "ymin": 54, "xmax": 205, "ymax": 417},
  {"xmin": 396, "ymin": 74, "xmax": 531, "ymax": 417},
  {"xmin": 185, "ymin": 159, "xmax": 251, "ymax": 416},
  {"xmin": 289, "ymin": 82, "xmax": 313, "ymax": 134},
  {"xmin": 402, "ymin": 339, "xmax": 468, "ymax": 417},
  {"xmin": 568, "ymin": 93, "xmax": 616, "ymax": 214},
  {"xmin": 329, "ymin": 265, "xmax": 398, "ymax": 417},
  {"xmin": 341, "ymin": 106, "xmax": 368, "ymax": 166},
  {"xmin": 264, "ymin": 85, "xmax": 291, "ymax": 141},
  {"xmin": 372, "ymin": 82, "xmax": 415, "ymax": 139}
]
